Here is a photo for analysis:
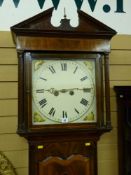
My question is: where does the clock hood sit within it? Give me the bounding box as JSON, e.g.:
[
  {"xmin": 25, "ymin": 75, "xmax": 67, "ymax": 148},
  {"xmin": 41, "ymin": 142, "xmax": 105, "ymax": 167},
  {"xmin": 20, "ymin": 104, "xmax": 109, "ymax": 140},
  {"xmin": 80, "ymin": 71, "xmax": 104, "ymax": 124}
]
[{"xmin": 11, "ymin": 7, "xmax": 116, "ymax": 43}]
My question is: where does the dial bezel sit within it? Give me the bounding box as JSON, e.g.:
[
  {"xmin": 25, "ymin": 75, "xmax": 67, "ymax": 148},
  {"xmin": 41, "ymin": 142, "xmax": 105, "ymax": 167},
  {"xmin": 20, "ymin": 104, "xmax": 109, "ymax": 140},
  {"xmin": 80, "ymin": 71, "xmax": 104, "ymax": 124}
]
[{"xmin": 24, "ymin": 52, "xmax": 104, "ymax": 132}]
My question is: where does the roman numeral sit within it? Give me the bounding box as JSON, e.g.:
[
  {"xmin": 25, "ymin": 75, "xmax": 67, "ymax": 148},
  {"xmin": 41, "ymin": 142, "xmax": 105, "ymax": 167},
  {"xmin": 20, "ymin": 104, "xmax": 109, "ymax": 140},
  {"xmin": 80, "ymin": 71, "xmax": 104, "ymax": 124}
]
[
  {"xmin": 40, "ymin": 77, "xmax": 47, "ymax": 81},
  {"xmin": 80, "ymin": 98, "xmax": 88, "ymax": 106},
  {"xmin": 49, "ymin": 66, "xmax": 56, "ymax": 74},
  {"xmin": 80, "ymin": 76, "xmax": 88, "ymax": 81},
  {"xmin": 73, "ymin": 66, "xmax": 78, "ymax": 74},
  {"xmin": 39, "ymin": 99, "xmax": 47, "ymax": 108},
  {"xmin": 74, "ymin": 108, "xmax": 79, "ymax": 114},
  {"xmin": 36, "ymin": 89, "xmax": 44, "ymax": 93},
  {"xmin": 61, "ymin": 63, "xmax": 67, "ymax": 71},
  {"xmin": 63, "ymin": 111, "xmax": 67, "ymax": 118},
  {"xmin": 62, "ymin": 111, "xmax": 68, "ymax": 123},
  {"xmin": 49, "ymin": 107, "xmax": 56, "ymax": 116}
]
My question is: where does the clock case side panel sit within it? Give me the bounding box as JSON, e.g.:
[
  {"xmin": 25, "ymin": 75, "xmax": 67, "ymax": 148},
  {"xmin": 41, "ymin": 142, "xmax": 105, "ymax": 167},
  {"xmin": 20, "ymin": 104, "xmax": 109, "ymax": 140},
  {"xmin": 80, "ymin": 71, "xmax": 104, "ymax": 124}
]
[
  {"xmin": 95, "ymin": 55, "xmax": 104, "ymax": 128},
  {"xmin": 17, "ymin": 51, "xmax": 28, "ymax": 134},
  {"xmin": 19, "ymin": 51, "xmax": 107, "ymax": 136}
]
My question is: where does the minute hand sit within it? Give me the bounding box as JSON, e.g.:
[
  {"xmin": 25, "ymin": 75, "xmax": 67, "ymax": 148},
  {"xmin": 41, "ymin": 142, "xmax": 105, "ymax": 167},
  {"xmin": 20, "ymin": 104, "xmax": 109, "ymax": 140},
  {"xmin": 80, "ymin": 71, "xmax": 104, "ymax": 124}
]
[{"xmin": 59, "ymin": 88, "xmax": 92, "ymax": 93}]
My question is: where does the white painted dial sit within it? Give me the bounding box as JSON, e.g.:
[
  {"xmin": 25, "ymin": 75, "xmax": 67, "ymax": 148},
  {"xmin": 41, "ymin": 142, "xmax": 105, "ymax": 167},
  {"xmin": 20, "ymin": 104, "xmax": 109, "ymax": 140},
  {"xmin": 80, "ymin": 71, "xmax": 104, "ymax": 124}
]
[{"xmin": 32, "ymin": 60, "xmax": 96, "ymax": 124}]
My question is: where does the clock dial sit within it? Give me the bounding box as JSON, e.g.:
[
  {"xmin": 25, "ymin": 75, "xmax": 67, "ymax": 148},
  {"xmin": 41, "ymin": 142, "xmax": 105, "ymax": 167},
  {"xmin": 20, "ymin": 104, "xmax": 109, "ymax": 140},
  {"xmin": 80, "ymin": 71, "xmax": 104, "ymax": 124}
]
[{"xmin": 32, "ymin": 59, "xmax": 96, "ymax": 124}]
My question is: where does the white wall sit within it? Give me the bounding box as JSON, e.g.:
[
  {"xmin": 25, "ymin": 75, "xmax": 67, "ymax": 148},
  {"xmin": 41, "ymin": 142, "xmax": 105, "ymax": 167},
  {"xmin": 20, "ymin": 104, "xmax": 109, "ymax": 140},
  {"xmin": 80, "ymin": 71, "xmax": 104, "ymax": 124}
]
[{"xmin": 0, "ymin": 0, "xmax": 131, "ymax": 34}]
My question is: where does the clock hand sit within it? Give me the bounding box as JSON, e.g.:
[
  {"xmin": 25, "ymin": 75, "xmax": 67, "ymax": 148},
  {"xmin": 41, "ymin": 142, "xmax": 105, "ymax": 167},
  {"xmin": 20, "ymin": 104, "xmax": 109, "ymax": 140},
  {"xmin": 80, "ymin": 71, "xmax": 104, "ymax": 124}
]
[
  {"xmin": 44, "ymin": 88, "xmax": 59, "ymax": 96},
  {"xmin": 58, "ymin": 88, "xmax": 92, "ymax": 96},
  {"xmin": 59, "ymin": 88, "xmax": 92, "ymax": 93},
  {"xmin": 43, "ymin": 87, "xmax": 92, "ymax": 96},
  {"xmin": 44, "ymin": 88, "xmax": 57, "ymax": 94}
]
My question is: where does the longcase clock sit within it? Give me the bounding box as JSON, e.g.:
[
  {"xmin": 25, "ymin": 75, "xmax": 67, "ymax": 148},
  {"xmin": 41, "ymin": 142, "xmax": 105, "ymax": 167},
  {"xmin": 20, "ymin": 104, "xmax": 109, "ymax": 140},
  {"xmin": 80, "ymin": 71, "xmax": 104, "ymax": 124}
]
[{"xmin": 11, "ymin": 8, "xmax": 116, "ymax": 175}]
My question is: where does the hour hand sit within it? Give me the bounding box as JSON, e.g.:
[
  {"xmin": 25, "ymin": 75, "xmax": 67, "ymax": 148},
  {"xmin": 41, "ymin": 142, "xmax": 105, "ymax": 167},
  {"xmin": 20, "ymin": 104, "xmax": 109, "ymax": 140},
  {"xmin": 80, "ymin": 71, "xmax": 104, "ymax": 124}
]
[{"xmin": 44, "ymin": 88, "xmax": 59, "ymax": 96}]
